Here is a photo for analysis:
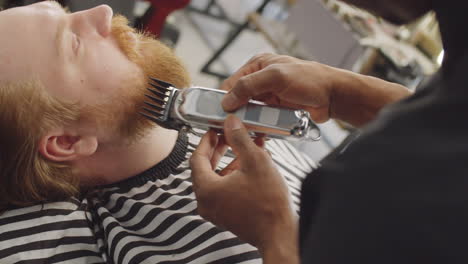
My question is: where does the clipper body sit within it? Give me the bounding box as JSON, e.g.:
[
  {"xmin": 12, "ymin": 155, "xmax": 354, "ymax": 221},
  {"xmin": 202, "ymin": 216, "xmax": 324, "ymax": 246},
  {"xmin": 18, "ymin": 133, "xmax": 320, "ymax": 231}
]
[
  {"xmin": 142, "ymin": 78, "xmax": 321, "ymax": 141},
  {"xmin": 173, "ymin": 87, "xmax": 320, "ymax": 140}
]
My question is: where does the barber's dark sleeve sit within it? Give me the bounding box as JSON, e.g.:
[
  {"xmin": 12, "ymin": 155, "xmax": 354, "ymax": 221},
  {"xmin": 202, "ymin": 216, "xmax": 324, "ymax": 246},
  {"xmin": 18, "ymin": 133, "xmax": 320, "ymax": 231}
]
[{"xmin": 298, "ymin": 142, "xmax": 468, "ymax": 264}]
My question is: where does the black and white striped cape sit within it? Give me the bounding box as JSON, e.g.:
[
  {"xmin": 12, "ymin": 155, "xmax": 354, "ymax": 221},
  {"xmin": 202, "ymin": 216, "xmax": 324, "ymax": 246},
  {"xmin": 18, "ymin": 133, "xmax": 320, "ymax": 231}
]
[{"xmin": 0, "ymin": 132, "xmax": 316, "ymax": 264}]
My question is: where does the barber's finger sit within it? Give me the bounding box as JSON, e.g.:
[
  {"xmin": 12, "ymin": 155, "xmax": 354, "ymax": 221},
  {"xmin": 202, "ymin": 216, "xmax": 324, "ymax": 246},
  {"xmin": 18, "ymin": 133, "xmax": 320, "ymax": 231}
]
[
  {"xmin": 190, "ymin": 130, "xmax": 220, "ymax": 187},
  {"xmin": 210, "ymin": 135, "xmax": 229, "ymax": 169},
  {"xmin": 220, "ymin": 53, "xmax": 276, "ymax": 92},
  {"xmin": 221, "ymin": 65, "xmax": 255, "ymax": 92},
  {"xmin": 253, "ymin": 135, "xmax": 266, "ymax": 148},
  {"xmin": 216, "ymin": 136, "xmax": 264, "ymax": 176},
  {"xmin": 219, "ymin": 157, "xmax": 241, "ymax": 176},
  {"xmin": 223, "ymin": 115, "xmax": 263, "ymax": 165},
  {"xmin": 222, "ymin": 65, "xmax": 285, "ymax": 112}
]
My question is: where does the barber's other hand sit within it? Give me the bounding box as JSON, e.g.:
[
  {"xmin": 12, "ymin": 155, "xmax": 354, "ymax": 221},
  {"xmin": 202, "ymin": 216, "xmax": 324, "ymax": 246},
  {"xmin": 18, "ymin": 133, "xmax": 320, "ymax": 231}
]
[
  {"xmin": 221, "ymin": 53, "xmax": 334, "ymax": 123},
  {"xmin": 190, "ymin": 115, "xmax": 299, "ymax": 263}
]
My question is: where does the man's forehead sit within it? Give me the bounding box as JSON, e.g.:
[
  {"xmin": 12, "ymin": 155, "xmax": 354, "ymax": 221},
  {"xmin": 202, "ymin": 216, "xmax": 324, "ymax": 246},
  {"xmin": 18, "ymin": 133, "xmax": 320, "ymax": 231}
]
[
  {"xmin": 0, "ymin": 8, "xmax": 30, "ymax": 83},
  {"xmin": 0, "ymin": 1, "xmax": 68, "ymax": 40},
  {"xmin": 0, "ymin": 1, "xmax": 66, "ymax": 17},
  {"xmin": 0, "ymin": 2, "xmax": 64, "ymax": 84}
]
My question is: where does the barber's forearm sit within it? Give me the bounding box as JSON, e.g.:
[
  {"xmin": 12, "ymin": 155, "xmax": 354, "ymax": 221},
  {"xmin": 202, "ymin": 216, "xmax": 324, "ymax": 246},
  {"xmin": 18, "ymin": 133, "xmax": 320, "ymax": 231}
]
[
  {"xmin": 263, "ymin": 250, "xmax": 300, "ymax": 264},
  {"xmin": 259, "ymin": 218, "xmax": 300, "ymax": 264},
  {"xmin": 329, "ymin": 67, "xmax": 412, "ymax": 127}
]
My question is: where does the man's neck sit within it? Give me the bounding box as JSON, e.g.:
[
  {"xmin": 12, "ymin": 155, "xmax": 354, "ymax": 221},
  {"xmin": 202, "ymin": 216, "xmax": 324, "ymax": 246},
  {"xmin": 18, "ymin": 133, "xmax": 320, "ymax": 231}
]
[{"xmin": 77, "ymin": 127, "xmax": 179, "ymax": 186}]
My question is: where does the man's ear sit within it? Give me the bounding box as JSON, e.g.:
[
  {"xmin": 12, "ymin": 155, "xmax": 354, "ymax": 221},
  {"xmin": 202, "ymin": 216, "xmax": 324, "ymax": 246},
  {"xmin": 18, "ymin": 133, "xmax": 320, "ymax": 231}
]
[{"xmin": 39, "ymin": 130, "xmax": 98, "ymax": 162}]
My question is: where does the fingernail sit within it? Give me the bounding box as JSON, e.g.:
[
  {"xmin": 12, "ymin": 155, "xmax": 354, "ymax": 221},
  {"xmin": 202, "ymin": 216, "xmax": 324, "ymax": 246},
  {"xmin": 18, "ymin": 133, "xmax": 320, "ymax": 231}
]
[
  {"xmin": 222, "ymin": 93, "xmax": 238, "ymax": 110},
  {"xmin": 226, "ymin": 114, "xmax": 242, "ymax": 131}
]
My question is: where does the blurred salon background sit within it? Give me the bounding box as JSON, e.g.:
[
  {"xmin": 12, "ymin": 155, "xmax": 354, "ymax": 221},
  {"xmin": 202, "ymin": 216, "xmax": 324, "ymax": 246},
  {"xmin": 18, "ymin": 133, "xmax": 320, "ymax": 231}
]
[{"xmin": 0, "ymin": 0, "xmax": 443, "ymax": 161}]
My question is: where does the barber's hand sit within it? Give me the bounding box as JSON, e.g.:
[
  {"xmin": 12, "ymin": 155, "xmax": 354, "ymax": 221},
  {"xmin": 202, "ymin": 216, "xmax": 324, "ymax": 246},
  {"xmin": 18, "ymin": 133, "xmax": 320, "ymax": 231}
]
[
  {"xmin": 221, "ymin": 53, "xmax": 335, "ymax": 123},
  {"xmin": 190, "ymin": 115, "xmax": 299, "ymax": 263},
  {"xmin": 221, "ymin": 53, "xmax": 412, "ymax": 127}
]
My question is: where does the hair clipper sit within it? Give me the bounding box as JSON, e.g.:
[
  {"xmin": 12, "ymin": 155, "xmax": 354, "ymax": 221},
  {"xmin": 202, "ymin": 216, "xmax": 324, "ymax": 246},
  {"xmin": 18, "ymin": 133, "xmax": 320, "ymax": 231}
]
[{"xmin": 141, "ymin": 77, "xmax": 321, "ymax": 141}]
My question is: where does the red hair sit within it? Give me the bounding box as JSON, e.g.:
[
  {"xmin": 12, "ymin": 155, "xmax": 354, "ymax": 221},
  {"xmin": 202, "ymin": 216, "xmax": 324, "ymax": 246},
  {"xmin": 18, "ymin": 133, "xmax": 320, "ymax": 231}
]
[{"xmin": 0, "ymin": 79, "xmax": 81, "ymax": 211}]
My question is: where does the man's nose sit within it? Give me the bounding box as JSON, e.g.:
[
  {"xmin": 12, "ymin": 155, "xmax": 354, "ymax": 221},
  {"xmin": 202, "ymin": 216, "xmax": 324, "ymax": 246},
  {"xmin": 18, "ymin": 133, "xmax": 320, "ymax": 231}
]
[{"xmin": 74, "ymin": 5, "xmax": 113, "ymax": 38}]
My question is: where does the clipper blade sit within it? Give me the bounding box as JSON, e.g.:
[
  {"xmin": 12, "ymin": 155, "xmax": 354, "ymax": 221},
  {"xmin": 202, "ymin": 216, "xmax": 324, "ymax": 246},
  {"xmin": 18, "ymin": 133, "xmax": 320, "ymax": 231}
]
[
  {"xmin": 140, "ymin": 77, "xmax": 178, "ymax": 129},
  {"xmin": 149, "ymin": 77, "xmax": 173, "ymax": 89}
]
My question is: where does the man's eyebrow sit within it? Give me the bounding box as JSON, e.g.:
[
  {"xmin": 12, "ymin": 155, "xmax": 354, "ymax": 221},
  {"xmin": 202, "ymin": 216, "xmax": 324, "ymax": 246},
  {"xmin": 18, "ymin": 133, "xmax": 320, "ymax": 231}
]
[
  {"xmin": 49, "ymin": 0, "xmax": 71, "ymax": 57},
  {"xmin": 45, "ymin": 1, "xmax": 68, "ymax": 12},
  {"xmin": 55, "ymin": 17, "xmax": 66, "ymax": 57}
]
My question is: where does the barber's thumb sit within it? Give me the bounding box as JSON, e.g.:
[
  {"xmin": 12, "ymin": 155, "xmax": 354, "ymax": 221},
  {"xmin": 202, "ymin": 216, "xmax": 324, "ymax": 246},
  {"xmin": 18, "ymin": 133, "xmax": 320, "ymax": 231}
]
[
  {"xmin": 222, "ymin": 91, "xmax": 243, "ymax": 112},
  {"xmin": 224, "ymin": 115, "xmax": 257, "ymax": 155}
]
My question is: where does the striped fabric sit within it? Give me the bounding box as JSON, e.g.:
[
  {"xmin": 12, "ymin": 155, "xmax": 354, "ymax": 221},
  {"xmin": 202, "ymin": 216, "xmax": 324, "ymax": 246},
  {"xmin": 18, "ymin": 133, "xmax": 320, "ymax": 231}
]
[{"xmin": 0, "ymin": 133, "xmax": 316, "ymax": 264}]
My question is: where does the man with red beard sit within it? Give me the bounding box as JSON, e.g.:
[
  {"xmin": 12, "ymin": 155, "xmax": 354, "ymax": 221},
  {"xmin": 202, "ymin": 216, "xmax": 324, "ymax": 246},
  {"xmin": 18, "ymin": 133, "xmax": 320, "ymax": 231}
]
[{"xmin": 0, "ymin": 1, "xmax": 313, "ymax": 263}]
